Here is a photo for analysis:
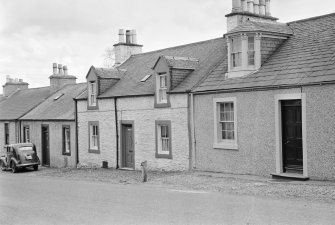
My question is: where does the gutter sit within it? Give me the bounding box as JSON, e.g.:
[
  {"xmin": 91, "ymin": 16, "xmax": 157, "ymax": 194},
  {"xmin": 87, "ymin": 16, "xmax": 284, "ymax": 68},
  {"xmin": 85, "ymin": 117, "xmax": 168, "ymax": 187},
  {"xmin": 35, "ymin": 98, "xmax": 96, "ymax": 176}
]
[
  {"xmin": 114, "ymin": 98, "xmax": 120, "ymax": 169},
  {"xmin": 192, "ymin": 81, "xmax": 335, "ymax": 96}
]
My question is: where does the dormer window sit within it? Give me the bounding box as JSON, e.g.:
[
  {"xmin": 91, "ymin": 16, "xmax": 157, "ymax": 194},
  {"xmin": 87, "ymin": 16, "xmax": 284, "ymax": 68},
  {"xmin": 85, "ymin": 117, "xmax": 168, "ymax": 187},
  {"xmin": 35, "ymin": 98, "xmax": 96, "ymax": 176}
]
[
  {"xmin": 248, "ymin": 36, "xmax": 255, "ymax": 66},
  {"xmin": 88, "ymin": 81, "xmax": 97, "ymax": 107},
  {"xmin": 227, "ymin": 33, "xmax": 261, "ymax": 78},
  {"xmin": 159, "ymin": 73, "xmax": 168, "ymax": 103},
  {"xmin": 231, "ymin": 36, "xmax": 242, "ymax": 68}
]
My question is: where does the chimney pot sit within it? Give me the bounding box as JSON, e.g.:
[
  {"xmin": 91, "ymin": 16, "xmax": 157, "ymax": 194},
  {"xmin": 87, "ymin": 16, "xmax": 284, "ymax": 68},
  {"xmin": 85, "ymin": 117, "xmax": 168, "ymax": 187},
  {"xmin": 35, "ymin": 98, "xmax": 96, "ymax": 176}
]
[
  {"xmin": 126, "ymin": 30, "xmax": 131, "ymax": 44},
  {"xmin": 232, "ymin": 0, "xmax": 242, "ymax": 12},
  {"xmin": 63, "ymin": 66, "xmax": 68, "ymax": 75},
  {"xmin": 132, "ymin": 30, "xmax": 137, "ymax": 44},
  {"xmin": 118, "ymin": 29, "xmax": 125, "ymax": 43},
  {"xmin": 254, "ymin": 0, "xmax": 260, "ymax": 14},
  {"xmin": 265, "ymin": 0, "xmax": 271, "ymax": 16},
  {"xmin": 58, "ymin": 64, "xmax": 64, "ymax": 75},
  {"xmin": 241, "ymin": 0, "xmax": 248, "ymax": 12},
  {"xmin": 247, "ymin": 0, "xmax": 254, "ymax": 13},
  {"xmin": 53, "ymin": 63, "xmax": 58, "ymax": 75}
]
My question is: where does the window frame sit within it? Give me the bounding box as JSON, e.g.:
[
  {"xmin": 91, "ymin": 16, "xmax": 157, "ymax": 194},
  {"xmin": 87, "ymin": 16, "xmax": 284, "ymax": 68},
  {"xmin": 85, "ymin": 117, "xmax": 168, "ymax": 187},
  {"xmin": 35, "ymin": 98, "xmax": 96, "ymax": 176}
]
[
  {"xmin": 155, "ymin": 120, "xmax": 172, "ymax": 159},
  {"xmin": 213, "ymin": 98, "xmax": 238, "ymax": 150},
  {"xmin": 88, "ymin": 121, "xmax": 100, "ymax": 154},
  {"xmin": 62, "ymin": 125, "xmax": 71, "ymax": 156},
  {"xmin": 88, "ymin": 81, "xmax": 98, "ymax": 109},
  {"xmin": 231, "ymin": 36, "xmax": 242, "ymax": 68},
  {"xmin": 247, "ymin": 36, "xmax": 255, "ymax": 66},
  {"xmin": 23, "ymin": 125, "xmax": 30, "ymax": 143},
  {"xmin": 4, "ymin": 123, "xmax": 9, "ymax": 145}
]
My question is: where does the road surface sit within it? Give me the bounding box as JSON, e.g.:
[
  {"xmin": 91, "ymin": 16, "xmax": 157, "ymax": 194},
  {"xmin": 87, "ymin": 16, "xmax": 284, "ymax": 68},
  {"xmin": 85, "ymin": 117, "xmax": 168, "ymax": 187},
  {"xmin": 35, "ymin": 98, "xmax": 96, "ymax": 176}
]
[{"xmin": 0, "ymin": 173, "xmax": 334, "ymax": 225}]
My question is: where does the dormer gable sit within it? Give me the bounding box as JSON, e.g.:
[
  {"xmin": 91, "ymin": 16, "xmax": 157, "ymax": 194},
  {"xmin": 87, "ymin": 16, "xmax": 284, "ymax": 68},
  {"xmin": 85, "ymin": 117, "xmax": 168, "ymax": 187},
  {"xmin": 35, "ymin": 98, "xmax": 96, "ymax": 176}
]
[
  {"xmin": 86, "ymin": 66, "xmax": 125, "ymax": 110},
  {"xmin": 224, "ymin": 0, "xmax": 293, "ymax": 79},
  {"xmin": 152, "ymin": 55, "xmax": 199, "ymax": 108}
]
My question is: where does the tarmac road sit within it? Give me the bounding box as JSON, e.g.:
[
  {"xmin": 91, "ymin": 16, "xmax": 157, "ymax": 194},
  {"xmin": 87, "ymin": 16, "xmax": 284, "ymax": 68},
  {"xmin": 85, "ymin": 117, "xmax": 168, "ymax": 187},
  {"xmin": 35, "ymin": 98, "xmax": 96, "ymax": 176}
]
[{"xmin": 1, "ymin": 173, "xmax": 335, "ymax": 225}]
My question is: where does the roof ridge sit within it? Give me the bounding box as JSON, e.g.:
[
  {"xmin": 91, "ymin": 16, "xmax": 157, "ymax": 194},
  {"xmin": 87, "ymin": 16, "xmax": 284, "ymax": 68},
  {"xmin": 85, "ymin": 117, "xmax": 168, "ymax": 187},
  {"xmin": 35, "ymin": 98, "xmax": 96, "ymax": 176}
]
[
  {"xmin": 129, "ymin": 37, "xmax": 223, "ymax": 58},
  {"xmin": 287, "ymin": 12, "xmax": 335, "ymax": 24}
]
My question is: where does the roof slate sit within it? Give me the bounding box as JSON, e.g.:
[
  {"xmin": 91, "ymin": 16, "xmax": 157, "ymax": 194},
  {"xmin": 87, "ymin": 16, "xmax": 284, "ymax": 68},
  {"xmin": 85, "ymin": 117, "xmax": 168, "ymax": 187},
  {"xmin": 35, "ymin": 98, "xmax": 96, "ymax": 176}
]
[
  {"xmin": 98, "ymin": 38, "xmax": 226, "ymax": 98},
  {"xmin": 226, "ymin": 20, "xmax": 293, "ymax": 36},
  {"xmin": 0, "ymin": 87, "xmax": 52, "ymax": 120},
  {"xmin": 21, "ymin": 83, "xmax": 87, "ymax": 121},
  {"xmin": 195, "ymin": 13, "xmax": 335, "ymax": 92}
]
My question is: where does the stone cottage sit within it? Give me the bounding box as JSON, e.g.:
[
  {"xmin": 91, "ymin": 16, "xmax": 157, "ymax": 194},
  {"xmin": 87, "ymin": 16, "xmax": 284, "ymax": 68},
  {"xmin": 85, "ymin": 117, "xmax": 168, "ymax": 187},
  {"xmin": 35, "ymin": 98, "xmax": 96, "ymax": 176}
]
[{"xmin": 76, "ymin": 29, "xmax": 225, "ymax": 170}]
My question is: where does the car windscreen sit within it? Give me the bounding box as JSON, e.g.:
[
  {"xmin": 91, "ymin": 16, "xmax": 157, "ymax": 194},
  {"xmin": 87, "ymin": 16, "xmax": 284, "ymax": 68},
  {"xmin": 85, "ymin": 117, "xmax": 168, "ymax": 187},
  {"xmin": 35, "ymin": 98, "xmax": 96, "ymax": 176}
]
[{"xmin": 18, "ymin": 147, "xmax": 34, "ymax": 152}]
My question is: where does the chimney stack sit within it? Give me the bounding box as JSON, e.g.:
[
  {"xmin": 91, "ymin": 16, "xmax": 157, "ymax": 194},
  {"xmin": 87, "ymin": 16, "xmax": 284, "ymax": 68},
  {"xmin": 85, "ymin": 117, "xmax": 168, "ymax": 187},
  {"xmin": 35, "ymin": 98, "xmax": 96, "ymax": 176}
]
[
  {"xmin": 113, "ymin": 29, "xmax": 143, "ymax": 65},
  {"xmin": 49, "ymin": 63, "xmax": 76, "ymax": 92},
  {"xmin": 226, "ymin": 0, "xmax": 278, "ymax": 32},
  {"xmin": 2, "ymin": 75, "xmax": 29, "ymax": 97}
]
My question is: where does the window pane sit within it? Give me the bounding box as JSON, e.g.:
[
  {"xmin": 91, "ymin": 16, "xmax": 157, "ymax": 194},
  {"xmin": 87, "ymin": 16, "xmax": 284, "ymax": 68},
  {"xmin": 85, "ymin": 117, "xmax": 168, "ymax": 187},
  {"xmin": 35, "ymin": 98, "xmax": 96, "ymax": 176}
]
[
  {"xmin": 248, "ymin": 36, "xmax": 254, "ymax": 50},
  {"xmin": 248, "ymin": 51, "xmax": 255, "ymax": 66}
]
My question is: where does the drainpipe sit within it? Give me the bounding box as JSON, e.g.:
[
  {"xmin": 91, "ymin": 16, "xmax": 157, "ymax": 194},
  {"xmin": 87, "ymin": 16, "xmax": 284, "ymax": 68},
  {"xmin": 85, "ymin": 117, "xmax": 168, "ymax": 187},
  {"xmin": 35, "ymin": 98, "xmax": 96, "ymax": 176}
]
[
  {"xmin": 114, "ymin": 98, "xmax": 120, "ymax": 169},
  {"xmin": 188, "ymin": 92, "xmax": 197, "ymax": 170},
  {"xmin": 74, "ymin": 99, "xmax": 79, "ymax": 166},
  {"xmin": 18, "ymin": 120, "xmax": 22, "ymax": 143}
]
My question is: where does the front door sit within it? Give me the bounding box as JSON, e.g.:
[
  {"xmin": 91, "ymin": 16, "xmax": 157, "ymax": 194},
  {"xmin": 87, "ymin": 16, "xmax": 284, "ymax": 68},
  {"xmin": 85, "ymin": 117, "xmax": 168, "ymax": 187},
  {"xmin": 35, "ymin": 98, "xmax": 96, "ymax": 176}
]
[
  {"xmin": 41, "ymin": 125, "xmax": 50, "ymax": 166},
  {"xmin": 122, "ymin": 124, "xmax": 134, "ymax": 168},
  {"xmin": 282, "ymin": 100, "xmax": 303, "ymax": 174}
]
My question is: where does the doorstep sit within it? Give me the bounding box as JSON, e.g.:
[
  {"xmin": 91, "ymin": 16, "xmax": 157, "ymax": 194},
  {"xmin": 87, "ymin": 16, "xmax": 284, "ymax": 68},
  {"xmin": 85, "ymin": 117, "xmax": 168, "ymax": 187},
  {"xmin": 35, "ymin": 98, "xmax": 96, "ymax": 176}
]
[
  {"xmin": 119, "ymin": 167, "xmax": 135, "ymax": 171},
  {"xmin": 271, "ymin": 173, "xmax": 309, "ymax": 181}
]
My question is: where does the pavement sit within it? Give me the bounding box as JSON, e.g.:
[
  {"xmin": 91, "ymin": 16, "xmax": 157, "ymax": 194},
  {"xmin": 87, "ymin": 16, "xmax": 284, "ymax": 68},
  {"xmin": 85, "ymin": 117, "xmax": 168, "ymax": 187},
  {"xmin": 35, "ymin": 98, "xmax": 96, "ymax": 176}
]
[{"xmin": 1, "ymin": 171, "xmax": 335, "ymax": 225}]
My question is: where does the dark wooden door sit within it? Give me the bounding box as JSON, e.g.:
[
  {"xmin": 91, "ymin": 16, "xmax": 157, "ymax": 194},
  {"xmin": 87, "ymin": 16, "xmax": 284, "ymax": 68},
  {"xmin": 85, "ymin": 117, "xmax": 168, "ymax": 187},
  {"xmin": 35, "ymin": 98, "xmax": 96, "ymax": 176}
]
[
  {"xmin": 41, "ymin": 126, "xmax": 50, "ymax": 166},
  {"xmin": 122, "ymin": 124, "xmax": 134, "ymax": 168},
  {"xmin": 282, "ymin": 100, "xmax": 303, "ymax": 173}
]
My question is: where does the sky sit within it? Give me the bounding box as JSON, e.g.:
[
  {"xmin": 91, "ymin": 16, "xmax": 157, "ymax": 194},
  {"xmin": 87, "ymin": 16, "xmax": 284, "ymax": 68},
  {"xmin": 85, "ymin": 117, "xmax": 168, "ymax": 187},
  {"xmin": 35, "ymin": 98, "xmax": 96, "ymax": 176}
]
[{"xmin": 0, "ymin": 0, "xmax": 333, "ymax": 93}]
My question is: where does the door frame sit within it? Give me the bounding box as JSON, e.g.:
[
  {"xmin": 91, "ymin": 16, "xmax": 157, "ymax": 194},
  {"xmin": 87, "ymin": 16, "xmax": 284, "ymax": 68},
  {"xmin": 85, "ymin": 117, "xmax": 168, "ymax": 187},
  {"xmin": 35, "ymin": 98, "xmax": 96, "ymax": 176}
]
[
  {"xmin": 120, "ymin": 120, "xmax": 135, "ymax": 169},
  {"xmin": 275, "ymin": 93, "xmax": 307, "ymax": 176},
  {"xmin": 41, "ymin": 124, "xmax": 50, "ymax": 167}
]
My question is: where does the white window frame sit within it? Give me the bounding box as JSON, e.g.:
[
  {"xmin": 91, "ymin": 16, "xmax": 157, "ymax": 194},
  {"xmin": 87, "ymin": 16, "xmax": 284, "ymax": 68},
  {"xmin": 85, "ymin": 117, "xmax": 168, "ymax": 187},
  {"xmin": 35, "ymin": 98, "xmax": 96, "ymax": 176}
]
[
  {"xmin": 158, "ymin": 74, "xmax": 168, "ymax": 103},
  {"xmin": 231, "ymin": 36, "xmax": 242, "ymax": 68},
  {"xmin": 213, "ymin": 97, "xmax": 238, "ymax": 150},
  {"xmin": 89, "ymin": 81, "xmax": 97, "ymax": 107},
  {"xmin": 89, "ymin": 123, "xmax": 99, "ymax": 152},
  {"xmin": 155, "ymin": 121, "xmax": 172, "ymax": 159}
]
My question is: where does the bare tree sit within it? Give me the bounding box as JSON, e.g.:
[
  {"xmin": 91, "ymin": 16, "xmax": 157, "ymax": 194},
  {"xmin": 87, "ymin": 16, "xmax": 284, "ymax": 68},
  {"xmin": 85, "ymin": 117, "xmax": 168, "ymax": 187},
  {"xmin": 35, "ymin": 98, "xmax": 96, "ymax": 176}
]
[{"xmin": 103, "ymin": 47, "xmax": 115, "ymax": 68}]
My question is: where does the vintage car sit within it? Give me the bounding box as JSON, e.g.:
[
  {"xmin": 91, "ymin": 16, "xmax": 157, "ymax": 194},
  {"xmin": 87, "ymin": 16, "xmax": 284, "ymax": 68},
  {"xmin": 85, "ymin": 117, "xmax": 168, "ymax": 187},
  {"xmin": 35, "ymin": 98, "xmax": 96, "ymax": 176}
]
[{"xmin": 0, "ymin": 143, "xmax": 39, "ymax": 173}]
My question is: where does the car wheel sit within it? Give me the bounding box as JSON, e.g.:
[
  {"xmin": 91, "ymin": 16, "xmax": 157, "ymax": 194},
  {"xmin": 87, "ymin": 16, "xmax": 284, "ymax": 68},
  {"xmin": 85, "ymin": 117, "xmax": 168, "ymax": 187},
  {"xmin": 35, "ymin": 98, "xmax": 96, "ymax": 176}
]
[
  {"xmin": 11, "ymin": 162, "xmax": 18, "ymax": 173},
  {"xmin": 0, "ymin": 161, "xmax": 6, "ymax": 171},
  {"xmin": 33, "ymin": 165, "xmax": 38, "ymax": 171}
]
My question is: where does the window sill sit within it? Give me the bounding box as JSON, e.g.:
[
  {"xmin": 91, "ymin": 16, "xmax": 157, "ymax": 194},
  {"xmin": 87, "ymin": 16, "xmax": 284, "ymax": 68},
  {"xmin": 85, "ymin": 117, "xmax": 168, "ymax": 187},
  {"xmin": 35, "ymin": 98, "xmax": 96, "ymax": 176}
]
[
  {"xmin": 62, "ymin": 153, "xmax": 71, "ymax": 156},
  {"xmin": 88, "ymin": 149, "xmax": 100, "ymax": 154},
  {"xmin": 213, "ymin": 142, "xmax": 238, "ymax": 150},
  {"xmin": 155, "ymin": 153, "xmax": 172, "ymax": 159}
]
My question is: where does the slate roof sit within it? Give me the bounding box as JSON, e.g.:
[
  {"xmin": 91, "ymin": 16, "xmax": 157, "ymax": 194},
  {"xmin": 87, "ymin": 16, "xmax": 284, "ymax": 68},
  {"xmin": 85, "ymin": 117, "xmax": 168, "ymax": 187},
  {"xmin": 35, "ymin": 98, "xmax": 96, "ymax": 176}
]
[
  {"xmin": 195, "ymin": 13, "xmax": 335, "ymax": 92},
  {"xmin": 0, "ymin": 95, "xmax": 5, "ymax": 102},
  {"xmin": 96, "ymin": 38, "xmax": 225, "ymax": 98},
  {"xmin": 21, "ymin": 83, "xmax": 86, "ymax": 121},
  {"xmin": 226, "ymin": 20, "xmax": 293, "ymax": 36},
  {"xmin": 0, "ymin": 87, "xmax": 52, "ymax": 121}
]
